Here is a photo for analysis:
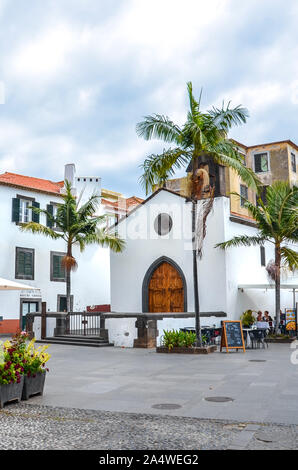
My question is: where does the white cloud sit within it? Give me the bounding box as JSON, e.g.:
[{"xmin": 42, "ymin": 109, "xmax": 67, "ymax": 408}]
[
  {"xmin": 221, "ymin": 82, "xmax": 285, "ymax": 113},
  {"xmin": 0, "ymin": 0, "xmax": 297, "ymax": 196},
  {"xmin": 8, "ymin": 23, "xmax": 78, "ymax": 81}
]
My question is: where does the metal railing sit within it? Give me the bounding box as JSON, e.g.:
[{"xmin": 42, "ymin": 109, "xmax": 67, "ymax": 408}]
[{"xmin": 65, "ymin": 312, "xmax": 101, "ymax": 336}]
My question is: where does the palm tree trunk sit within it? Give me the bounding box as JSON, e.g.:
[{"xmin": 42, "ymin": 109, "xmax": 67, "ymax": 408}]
[
  {"xmin": 66, "ymin": 243, "xmax": 72, "ymax": 313},
  {"xmin": 274, "ymin": 243, "xmax": 281, "ymax": 334},
  {"xmin": 192, "ymin": 201, "xmax": 202, "ymax": 347}
]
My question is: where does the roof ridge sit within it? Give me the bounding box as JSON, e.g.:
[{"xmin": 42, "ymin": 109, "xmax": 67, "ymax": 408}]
[{"xmin": 0, "ymin": 171, "xmax": 60, "ymax": 184}]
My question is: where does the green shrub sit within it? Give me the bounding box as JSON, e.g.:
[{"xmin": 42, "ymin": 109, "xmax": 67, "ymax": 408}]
[
  {"xmin": 161, "ymin": 330, "xmax": 197, "ymax": 350},
  {"xmin": 240, "ymin": 310, "xmax": 255, "ymax": 327}
]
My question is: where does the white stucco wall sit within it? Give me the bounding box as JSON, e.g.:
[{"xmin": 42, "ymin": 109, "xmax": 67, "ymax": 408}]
[
  {"xmin": 105, "ymin": 317, "xmax": 138, "ymax": 347},
  {"xmin": 110, "ymin": 189, "xmax": 298, "ymax": 322},
  {"xmin": 0, "ymin": 184, "xmax": 110, "ymax": 323},
  {"xmin": 111, "ymin": 191, "xmax": 229, "ymax": 315},
  {"xmin": 32, "ymin": 316, "xmax": 41, "ymax": 340}
]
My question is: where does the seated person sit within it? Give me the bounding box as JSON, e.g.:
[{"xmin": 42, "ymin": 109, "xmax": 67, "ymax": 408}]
[
  {"xmin": 263, "ymin": 311, "xmax": 273, "ymax": 322},
  {"xmin": 257, "ymin": 311, "xmax": 263, "ymax": 322}
]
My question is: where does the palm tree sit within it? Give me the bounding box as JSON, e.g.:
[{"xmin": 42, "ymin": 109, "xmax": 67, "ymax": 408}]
[
  {"xmin": 137, "ymin": 81, "xmax": 260, "ymax": 346},
  {"xmin": 216, "ymin": 181, "xmax": 298, "ymax": 334},
  {"xmin": 20, "ymin": 180, "xmax": 124, "ymax": 313}
]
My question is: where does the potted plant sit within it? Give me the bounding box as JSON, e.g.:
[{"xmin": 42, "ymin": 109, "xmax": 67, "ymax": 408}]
[
  {"xmin": 157, "ymin": 329, "xmax": 217, "ymax": 354},
  {"xmin": 22, "ymin": 339, "xmax": 51, "ymax": 400},
  {"xmin": 240, "ymin": 310, "xmax": 255, "ymax": 328},
  {"xmin": 0, "ymin": 333, "xmax": 26, "ymax": 408}
]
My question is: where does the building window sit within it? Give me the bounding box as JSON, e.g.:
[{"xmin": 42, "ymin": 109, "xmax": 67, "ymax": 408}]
[
  {"xmin": 154, "ymin": 213, "xmax": 173, "ymax": 236},
  {"xmin": 19, "ymin": 199, "xmax": 32, "ymax": 223},
  {"xmin": 51, "ymin": 252, "xmax": 66, "ymax": 282},
  {"xmin": 256, "ymin": 186, "xmax": 268, "ymax": 206},
  {"xmin": 57, "ymin": 295, "xmax": 74, "ymax": 312},
  {"xmin": 240, "ymin": 185, "xmax": 248, "ymax": 207},
  {"xmin": 47, "ymin": 204, "xmax": 59, "ymax": 228},
  {"xmin": 291, "ymin": 153, "xmax": 296, "ymax": 173},
  {"xmin": 238, "ymin": 151, "xmax": 246, "ymax": 166},
  {"xmin": 254, "ymin": 152, "xmax": 269, "ymax": 173},
  {"xmin": 15, "ymin": 247, "xmax": 34, "ymax": 280},
  {"xmin": 260, "ymin": 246, "xmax": 266, "ymax": 267},
  {"xmin": 12, "ymin": 197, "xmax": 40, "ymax": 224}
]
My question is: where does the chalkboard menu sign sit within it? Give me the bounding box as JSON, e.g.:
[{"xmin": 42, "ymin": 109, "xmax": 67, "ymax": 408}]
[{"xmin": 220, "ymin": 321, "xmax": 245, "ymax": 353}]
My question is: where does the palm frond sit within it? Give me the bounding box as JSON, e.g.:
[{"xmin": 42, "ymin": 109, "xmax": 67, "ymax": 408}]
[
  {"xmin": 77, "ymin": 194, "xmax": 101, "ymax": 218},
  {"xmin": 215, "ymin": 235, "xmax": 267, "ymax": 250},
  {"xmin": 208, "ymin": 103, "xmax": 249, "ymax": 132},
  {"xmin": 139, "ymin": 148, "xmax": 190, "ymax": 194},
  {"xmin": 20, "ymin": 222, "xmax": 62, "ymax": 239},
  {"xmin": 211, "ymin": 146, "xmax": 261, "ymax": 192},
  {"xmin": 88, "ymin": 229, "xmax": 125, "ymax": 253},
  {"xmin": 187, "ymin": 81, "xmax": 202, "ymax": 118},
  {"xmin": 136, "ymin": 114, "xmax": 181, "ymax": 144},
  {"xmin": 281, "ymin": 246, "xmax": 298, "ymax": 271}
]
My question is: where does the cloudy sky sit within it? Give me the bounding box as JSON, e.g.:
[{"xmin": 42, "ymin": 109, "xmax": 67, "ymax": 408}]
[{"xmin": 0, "ymin": 0, "xmax": 298, "ymax": 197}]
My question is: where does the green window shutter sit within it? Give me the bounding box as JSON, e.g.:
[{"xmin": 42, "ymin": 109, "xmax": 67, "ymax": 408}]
[
  {"xmin": 24, "ymin": 251, "xmax": 33, "ymax": 276},
  {"xmin": 53, "ymin": 254, "xmax": 65, "ymax": 280},
  {"xmin": 32, "ymin": 202, "xmax": 40, "ymax": 223},
  {"xmin": 17, "ymin": 251, "xmax": 25, "ymax": 276},
  {"xmin": 47, "ymin": 204, "xmax": 54, "ymax": 228},
  {"xmin": 12, "ymin": 198, "xmax": 20, "ymax": 223},
  {"xmin": 16, "ymin": 249, "xmax": 33, "ymax": 278}
]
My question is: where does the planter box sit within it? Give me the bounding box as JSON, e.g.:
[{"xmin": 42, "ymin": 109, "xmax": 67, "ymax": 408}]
[
  {"xmin": 156, "ymin": 345, "xmax": 217, "ymax": 354},
  {"xmin": 0, "ymin": 376, "xmax": 24, "ymax": 408},
  {"xmin": 265, "ymin": 337, "xmax": 297, "ymax": 344},
  {"xmin": 22, "ymin": 371, "xmax": 46, "ymax": 401}
]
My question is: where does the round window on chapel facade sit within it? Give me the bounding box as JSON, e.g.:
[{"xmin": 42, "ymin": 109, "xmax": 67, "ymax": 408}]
[{"xmin": 154, "ymin": 213, "xmax": 173, "ymax": 236}]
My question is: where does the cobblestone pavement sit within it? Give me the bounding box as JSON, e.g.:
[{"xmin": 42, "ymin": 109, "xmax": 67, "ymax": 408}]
[{"xmin": 0, "ymin": 404, "xmax": 297, "ymax": 450}]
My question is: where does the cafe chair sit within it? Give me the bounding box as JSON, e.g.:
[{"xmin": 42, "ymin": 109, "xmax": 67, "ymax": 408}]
[{"xmin": 250, "ymin": 329, "xmax": 268, "ymax": 349}]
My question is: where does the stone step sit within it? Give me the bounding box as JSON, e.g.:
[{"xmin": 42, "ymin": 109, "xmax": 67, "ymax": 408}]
[
  {"xmin": 37, "ymin": 338, "xmax": 114, "ymax": 348},
  {"xmin": 54, "ymin": 335, "xmax": 107, "ymax": 342}
]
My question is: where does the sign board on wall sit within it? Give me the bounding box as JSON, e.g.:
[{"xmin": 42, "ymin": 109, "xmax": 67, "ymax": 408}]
[{"xmin": 20, "ymin": 289, "xmax": 41, "ymax": 299}]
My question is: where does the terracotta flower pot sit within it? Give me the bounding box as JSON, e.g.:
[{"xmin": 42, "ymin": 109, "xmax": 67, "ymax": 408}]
[
  {"xmin": 0, "ymin": 376, "xmax": 24, "ymax": 408},
  {"xmin": 22, "ymin": 371, "xmax": 46, "ymax": 401}
]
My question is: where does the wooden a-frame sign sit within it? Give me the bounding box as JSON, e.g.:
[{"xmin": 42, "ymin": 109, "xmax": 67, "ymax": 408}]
[{"xmin": 220, "ymin": 320, "xmax": 246, "ymax": 353}]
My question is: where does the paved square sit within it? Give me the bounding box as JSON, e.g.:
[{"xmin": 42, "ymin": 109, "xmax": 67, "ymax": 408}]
[{"xmin": 28, "ymin": 342, "xmax": 298, "ymax": 425}]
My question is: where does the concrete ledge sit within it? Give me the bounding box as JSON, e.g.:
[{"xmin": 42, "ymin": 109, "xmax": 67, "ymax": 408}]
[{"xmin": 104, "ymin": 312, "xmax": 227, "ymax": 319}]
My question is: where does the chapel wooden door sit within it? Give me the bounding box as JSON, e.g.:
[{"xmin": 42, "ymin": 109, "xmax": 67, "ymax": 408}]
[{"xmin": 148, "ymin": 262, "xmax": 184, "ymax": 313}]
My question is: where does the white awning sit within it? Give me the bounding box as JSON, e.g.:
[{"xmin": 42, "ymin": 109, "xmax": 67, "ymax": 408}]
[
  {"xmin": 238, "ymin": 284, "xmax": 298, "ymax": 290},
  {"xmin": 0, "ymin": 277, "xmax": 36, "ymax": 291}
]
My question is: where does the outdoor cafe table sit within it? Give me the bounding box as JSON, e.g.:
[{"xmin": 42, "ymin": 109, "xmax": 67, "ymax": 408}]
[{"xmin": 243, "ymin": 323, "xmax": 270, "ymax": 348}]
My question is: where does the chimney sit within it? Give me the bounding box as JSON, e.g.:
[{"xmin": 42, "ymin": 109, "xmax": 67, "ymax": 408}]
[{"xmin": 64, "ymin": 164, "xmax": 76, "ymax": 189}]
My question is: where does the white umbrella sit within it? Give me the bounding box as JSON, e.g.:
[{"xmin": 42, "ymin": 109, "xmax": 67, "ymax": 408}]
[{"xmin": 0, "ymin": 277, "xmax": 35, "ymax": 290}]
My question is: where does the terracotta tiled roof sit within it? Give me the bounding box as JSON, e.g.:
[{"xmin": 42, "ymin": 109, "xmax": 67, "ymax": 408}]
[
  {"xmin": 126, "ymin": 196, "xmax": 144, "ymax": 207},
  {"xmin": 102, "ymin": 195, "xmax": 144, "ymax": 213},
  {"xmin": 0, "ymin": 172, "xmax": 63, "ymax": 195}
]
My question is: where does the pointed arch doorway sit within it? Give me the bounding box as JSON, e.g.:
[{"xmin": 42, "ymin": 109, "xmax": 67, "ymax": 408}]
[{"xmin": 142, "ymin": 257, "xmax": 187, "ymax": 313}]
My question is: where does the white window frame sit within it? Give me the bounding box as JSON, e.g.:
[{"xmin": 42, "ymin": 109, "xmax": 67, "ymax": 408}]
[
  {"xmin": 253, "ymin": 151, "xmax": 270, "ymax": 173},
  {"xmin": 19, "ymin": 199, "xmax": 33, "ymax": 223},
  {"xmin": 239, "ymin": 184, "xmax": 248, "ymax": 207}
]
